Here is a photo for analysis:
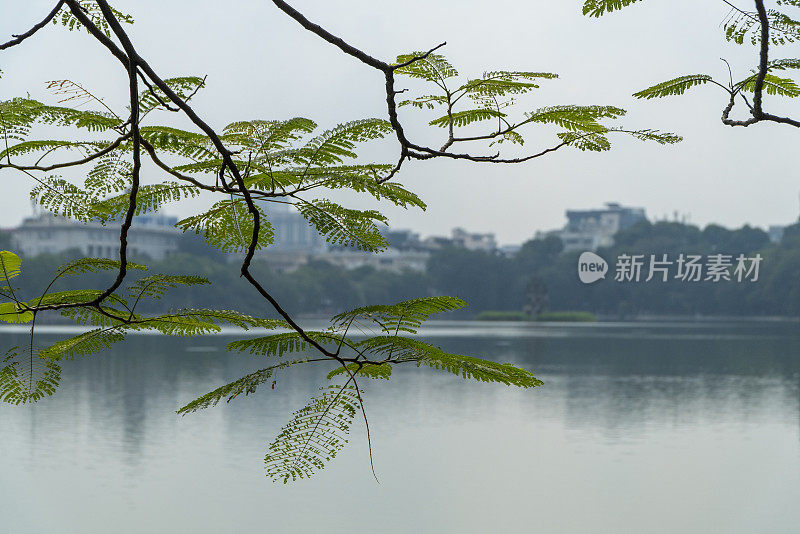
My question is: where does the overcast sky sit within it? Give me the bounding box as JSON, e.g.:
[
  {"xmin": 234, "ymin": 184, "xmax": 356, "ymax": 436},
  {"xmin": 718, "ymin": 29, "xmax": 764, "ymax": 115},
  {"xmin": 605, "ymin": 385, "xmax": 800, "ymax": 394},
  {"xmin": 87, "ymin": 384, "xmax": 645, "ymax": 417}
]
[{"xmin": 1, "ymin": 0, "xmax": 798, "ymax": 245}]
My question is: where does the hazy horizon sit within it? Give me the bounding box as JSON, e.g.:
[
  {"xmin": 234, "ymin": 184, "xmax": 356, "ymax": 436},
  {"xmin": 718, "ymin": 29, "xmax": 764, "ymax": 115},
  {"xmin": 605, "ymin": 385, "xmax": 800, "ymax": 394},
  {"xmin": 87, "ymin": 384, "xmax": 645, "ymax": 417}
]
[{"xmin": 2, "ymin": 199, "xmax": 794, "ymax": 248}]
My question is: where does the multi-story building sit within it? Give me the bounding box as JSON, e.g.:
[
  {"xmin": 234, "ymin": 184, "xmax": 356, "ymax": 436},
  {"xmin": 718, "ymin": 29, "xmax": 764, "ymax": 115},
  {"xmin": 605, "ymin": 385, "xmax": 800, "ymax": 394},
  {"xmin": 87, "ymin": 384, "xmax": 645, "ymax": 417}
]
[
  {"xmin": 8, "ymin": 202, "xmax": 494, "ymax": 273},
  {"xmin": 538, "ymin": 202, "xmax": 647, "ymax": 252},
  {"xmin": 421, "ymin": 228, "xmax": 497, "ymax": 252},
  {"xmin": 10, "ymin": 212, "xmax": 181, "ymax": 260},
  {"xmin": 265, "ymin": 203, "xmax": 328, "ymax": 253},
  {"xmin": 238, "ymin": 203, "xmax": 328, "ymax": 271},
  {"xmin": 450, "ymin": 227, "xmax": 497, "ymax": 252},
  {"xmin": 248, "ymin": 204, "xmax": 499, "ymax": 272},
  {"xmin": 315, "ymin": 248, "xmax": 430, "ymax": 273}
]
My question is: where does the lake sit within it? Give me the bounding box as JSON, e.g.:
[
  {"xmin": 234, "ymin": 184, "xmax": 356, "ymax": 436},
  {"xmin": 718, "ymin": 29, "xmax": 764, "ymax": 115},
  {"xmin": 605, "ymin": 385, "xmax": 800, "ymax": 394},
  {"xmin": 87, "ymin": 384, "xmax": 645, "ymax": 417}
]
[{"xmin": 1, "ymin": 320, "xmax": 799, "ymax": 533}]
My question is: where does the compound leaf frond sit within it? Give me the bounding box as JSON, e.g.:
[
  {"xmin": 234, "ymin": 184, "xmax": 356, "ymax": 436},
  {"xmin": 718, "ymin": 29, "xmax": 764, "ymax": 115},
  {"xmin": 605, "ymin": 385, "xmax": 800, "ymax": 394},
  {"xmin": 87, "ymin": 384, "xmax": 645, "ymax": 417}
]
[
  {"xmin": 39, "ymin": 327, "xmax": 125, "ymax": 361},
  {"xmin": 582, "ymin": 0, "xmax": 645, "ymax": 17},
  {"xmin": 0, "ymin": 346, "xmax": 61, "ymax": 405},
  {"xmin": 332, "ymin": 296, "xmax": 466, "ymax": 334},
  {"xmin": 327, "ymin": 362, "xmax": 392, "ymax": 380},
  {"xmin": 296, "ymin": 199, "xmax": 388, "ymax": 252},
  {"xmin": 177, "ymin": 359, "xmax": 310, "ymax": 415},
  {"xmin": 264, "ymin": 385, "xmax": 361, "ymax": 483},
  {"xmin": 633, "ymin": 75, "xmax": 713, "ymax": 99},
  {"xmin": 176, "ymin": 200, "xmax": 274, "ymax": 253},
  {"xmin": 227, "ymin": 331, "xmax": 343, "ymax": 357}
]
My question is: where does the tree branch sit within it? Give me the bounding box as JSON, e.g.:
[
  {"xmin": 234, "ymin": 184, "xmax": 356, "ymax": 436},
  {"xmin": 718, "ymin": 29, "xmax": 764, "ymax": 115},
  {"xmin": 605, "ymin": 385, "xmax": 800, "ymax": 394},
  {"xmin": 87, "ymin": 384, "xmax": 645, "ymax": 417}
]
[
  {"xmin": 82, "ymin": 0, "xmax": 340, "ymax": 361},
  {"xmin": 0, "ymin": 132, "xmax": 131, "ymax": 172},
  {"xmin": 0, "ymin": 1, "xmax": 65, "ymax": 50},
  {"xmin": 721, "ymin": 0, "xmax": 800, "ymax": 128}
]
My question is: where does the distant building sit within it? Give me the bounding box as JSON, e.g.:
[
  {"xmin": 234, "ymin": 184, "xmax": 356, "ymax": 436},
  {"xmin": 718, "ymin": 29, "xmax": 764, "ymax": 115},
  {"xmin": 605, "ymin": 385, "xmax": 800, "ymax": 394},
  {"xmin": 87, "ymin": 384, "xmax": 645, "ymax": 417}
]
[
  {"xmin": 420, "ymin": 228, "xmax": 497, "ymax": 252},
  {"xmin": 420, "ymin": 235, "xmax": 454, "ymax": 250},
  {"xmin": 450, "ymin": 227, "xmax": 497, "ymax": 252},
  {"xmin": 265, "ymin": 203, "xmax": 327, "ymax": 253},
  {"xmin": 250, "ymin": 222, "xmax": 499, "ymax": 273},
  {"xmin": 537, "ymin": 202, "xmax": 647, "ymax": 252},
  {"xmin": 383, "ymin": 229, "xmax": 422, "ymax": 251},
  {"xmin": 237, "ymin": 203, "xmax": 326, "ymax": 271},
  {"xmin": 303, "ymin": 226, "xmax": 495, "ymax": 273},
  {"xmin": 316, "ymin": 248, "xmax": 429, "ymax": 273},
  {"xmin": 10, "ymin": 212, "xmax": 180, "ymax": 260},
  {"xmin": 768, "ymin": 225, "xmax": 785, "ymax": 243}
]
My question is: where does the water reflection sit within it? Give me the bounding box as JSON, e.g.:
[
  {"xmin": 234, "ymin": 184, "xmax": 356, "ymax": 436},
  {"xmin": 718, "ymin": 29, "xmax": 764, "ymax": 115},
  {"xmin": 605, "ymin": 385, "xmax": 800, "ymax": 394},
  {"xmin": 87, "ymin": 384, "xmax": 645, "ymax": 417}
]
[{"xmin": 1, "ymin": 321, "xmax": 798, "ymax": 533}]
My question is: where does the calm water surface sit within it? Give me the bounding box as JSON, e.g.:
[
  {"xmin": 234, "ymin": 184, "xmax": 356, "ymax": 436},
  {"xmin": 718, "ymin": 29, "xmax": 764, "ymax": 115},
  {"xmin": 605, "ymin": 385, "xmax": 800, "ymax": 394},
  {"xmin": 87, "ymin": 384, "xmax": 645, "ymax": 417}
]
[{"xmin": 1, "ymin": 320, "xmax": 799, "ymax": 533}]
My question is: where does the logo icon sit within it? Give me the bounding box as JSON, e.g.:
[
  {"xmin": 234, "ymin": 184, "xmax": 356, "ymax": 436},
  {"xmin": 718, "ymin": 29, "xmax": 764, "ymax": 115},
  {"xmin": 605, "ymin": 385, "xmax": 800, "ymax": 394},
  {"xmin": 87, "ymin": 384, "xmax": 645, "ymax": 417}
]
[{"xmin": 578, "ymin": 251, "xmax": 608, "ymax": 284}]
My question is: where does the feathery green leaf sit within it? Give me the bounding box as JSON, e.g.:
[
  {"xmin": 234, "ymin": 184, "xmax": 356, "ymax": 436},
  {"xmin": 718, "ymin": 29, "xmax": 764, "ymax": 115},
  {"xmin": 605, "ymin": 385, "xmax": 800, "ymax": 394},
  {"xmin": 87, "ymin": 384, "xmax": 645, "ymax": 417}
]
[
  {"xmin": 293, "ymin": 119, "xmax": 393, "ymax": 167},
  {"xmin": 265, "ymin": 385, "xmax": 361, "ymax": 483},
  {"xmin": 0, "ymin": 251, "xmax": 22, "ymax": 282},
  {"xmin": 395, "ymin": 53, "xmax": 458, "ymax": 82},
  {"xmin": 53, "ymin": 257, "xmax": 147, "ymax": 280},
  {"xmin": 227, "ymin": 331, "xmax": 343, "ymax": 357},
  {"xmin": 30, "ymin": 176, "xmax": 101, "ymax": 221},
  {"xmin": 0, "ymin": 302, "xmax": 33, "ymax": 324},
  {"xmin": 429, "ymin": 108, "xmax": 505, "ymax": 128},
  {"xmin": 633, "ymin": 75, "xmax": 713, "ymax": 99},
  {"xmin": 177, "ymin": 359, "xmax": 310, "ymax": 415},
  {"xmin": 176, "ymin": 200, "xmax": 274, "ymax": 253},
  {"xmin": 736, "ymin": 73, "xmax": 800, "ymax": 96},
  {"xmin": 356, "ymin": 336, "xmax": 541, "ymax": 388},
  {"xmin": 0, "ymin": 346, "xmax": 61, "ymax": 405},
  {"xmin": 296, "ymin": 199, "xmax": 387, "ymax": 252},
  {"xmin": 525, "ymin": 105, "xmax": 625, "ymax": 132},
  {"xmin": 39, "ymin": 328, "xmax": 125, "ymax": 361},
  {"xmin": 125, "ymin": 274, "xmax": 209, "ymax": 303},
  {"xmin": 139, "ymin": 76, "xmax": 206, "ymax": 114},
  {"xmin": 332, "ymin": 296, "xmax": 466, "ymax": 334},
  {"xmin": 327, "ymin": 362, "xmax": 392, "ymax": 380},
  {"xmin": 54, "ymin": 1, "xmax": 134, "ymax": 37},
  {"xmin": 95, "ymin": 181, "xmax": 200, "ymax": 220},
  {"xmin": 557, "ymin": 130, "xmax": 611, "ymax": 151},
  {"xmin": 582, "ymin": 0, "xmax": 645, "ymax": 17}
]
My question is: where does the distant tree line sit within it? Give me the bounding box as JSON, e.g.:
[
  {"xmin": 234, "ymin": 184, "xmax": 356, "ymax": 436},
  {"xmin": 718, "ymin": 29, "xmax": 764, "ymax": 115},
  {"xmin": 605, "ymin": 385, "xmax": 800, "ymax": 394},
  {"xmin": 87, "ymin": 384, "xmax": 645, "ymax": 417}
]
[
  {"xmin": 429, "ymin": 220, "xmax": 800, "ymax": 318},
  {"xmin": 4, "ymin": 220, "xmax": 800, "ymax": 320}
]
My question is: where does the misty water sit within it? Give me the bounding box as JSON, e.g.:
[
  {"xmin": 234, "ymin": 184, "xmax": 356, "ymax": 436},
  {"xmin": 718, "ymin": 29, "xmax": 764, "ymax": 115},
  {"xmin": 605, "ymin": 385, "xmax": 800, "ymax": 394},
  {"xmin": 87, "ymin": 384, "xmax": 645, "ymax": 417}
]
[{"xmin": 1, "ymin": 320, "xmax": 799, "ymax": 534}]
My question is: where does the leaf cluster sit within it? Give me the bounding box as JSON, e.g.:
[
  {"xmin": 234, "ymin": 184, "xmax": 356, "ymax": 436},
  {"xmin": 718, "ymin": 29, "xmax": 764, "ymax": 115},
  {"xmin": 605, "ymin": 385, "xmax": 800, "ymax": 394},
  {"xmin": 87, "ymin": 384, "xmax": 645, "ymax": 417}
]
[
  {"xmin": 394, "ymin": 53, "xmax": 678, "ymax": 151},
  {"xmin": 0, "ymin": 345, "xmax": 61, "ymax": 405},
  {"xmin": 0, "ymin": 255, "xmax": 291, "ymax": 404},
  {"xmin": 54, "ymin": 1, "xmax": 134, "ymax": 37}
]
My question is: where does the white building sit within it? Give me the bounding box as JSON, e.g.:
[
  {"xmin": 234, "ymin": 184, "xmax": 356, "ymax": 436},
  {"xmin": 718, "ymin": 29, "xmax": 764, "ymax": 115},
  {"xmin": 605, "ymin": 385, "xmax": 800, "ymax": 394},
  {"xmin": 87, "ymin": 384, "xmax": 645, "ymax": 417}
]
[
  {"xmin": 10, "ymin": 212, "xmax": 181, "ymax": 260},
  {"xmin": 537, "ymin": 202, "xmax": 647, "ymax": 252},
  {"xmin": 228, "ymin": 204, "xmax": 497, "ymax": 273},
  {"xmin": 450, "ymin": 227, "xmax": 497, "ymax": 252},
  {"xmin": 421, "ymin": 228, "xmax": 497, "ymax": 252},
  {"xmin": 314, "ymin": 248, "xmax": 429, "ymax": 273}
]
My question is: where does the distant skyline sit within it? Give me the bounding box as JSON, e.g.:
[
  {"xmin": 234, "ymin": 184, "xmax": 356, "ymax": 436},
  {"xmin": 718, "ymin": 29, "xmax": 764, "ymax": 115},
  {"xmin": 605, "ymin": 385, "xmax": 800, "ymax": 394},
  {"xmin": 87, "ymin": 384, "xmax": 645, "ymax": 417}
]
[
  {"xmin": 2, "ymin": 0, "xmax": 799, "ymax": 245},
  {"xmin": 5, "ymin": 198, "xmax": 795, "ymax": 248}
]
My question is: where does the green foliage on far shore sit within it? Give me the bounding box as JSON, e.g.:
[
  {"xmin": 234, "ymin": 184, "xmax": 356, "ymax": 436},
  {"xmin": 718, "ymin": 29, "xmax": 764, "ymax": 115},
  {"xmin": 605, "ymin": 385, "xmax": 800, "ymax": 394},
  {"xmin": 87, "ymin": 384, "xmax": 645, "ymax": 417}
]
[
  {"xmin": 535, "ymin": 311, "xmax": 596, "ymax": 322},
  {"xmin": 5, "ymin": 217, "xmax": 800, "ymax": 322},
  {"xmin": 475, "ymin": 311, "xmax": 532, "ymax": 321}
]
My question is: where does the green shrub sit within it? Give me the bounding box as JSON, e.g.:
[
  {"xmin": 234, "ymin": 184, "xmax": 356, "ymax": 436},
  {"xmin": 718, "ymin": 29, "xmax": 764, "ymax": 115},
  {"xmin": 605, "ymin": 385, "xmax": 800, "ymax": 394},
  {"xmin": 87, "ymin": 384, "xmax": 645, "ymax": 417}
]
[
  {"xmin": 475, "ymin": 311, "xmax": 532, "ymax": 321},
  {"xmin": 535, "ymin": 311, "xmax": 596, "ymax": 322}
]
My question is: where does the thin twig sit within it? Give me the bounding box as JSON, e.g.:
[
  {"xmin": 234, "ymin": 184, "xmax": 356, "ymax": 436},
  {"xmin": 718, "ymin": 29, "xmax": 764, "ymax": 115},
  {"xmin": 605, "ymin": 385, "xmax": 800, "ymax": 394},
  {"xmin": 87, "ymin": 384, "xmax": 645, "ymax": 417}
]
[{"xmin": 0, "ymin": 1, "xmax": 65, "ymax": 50}]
